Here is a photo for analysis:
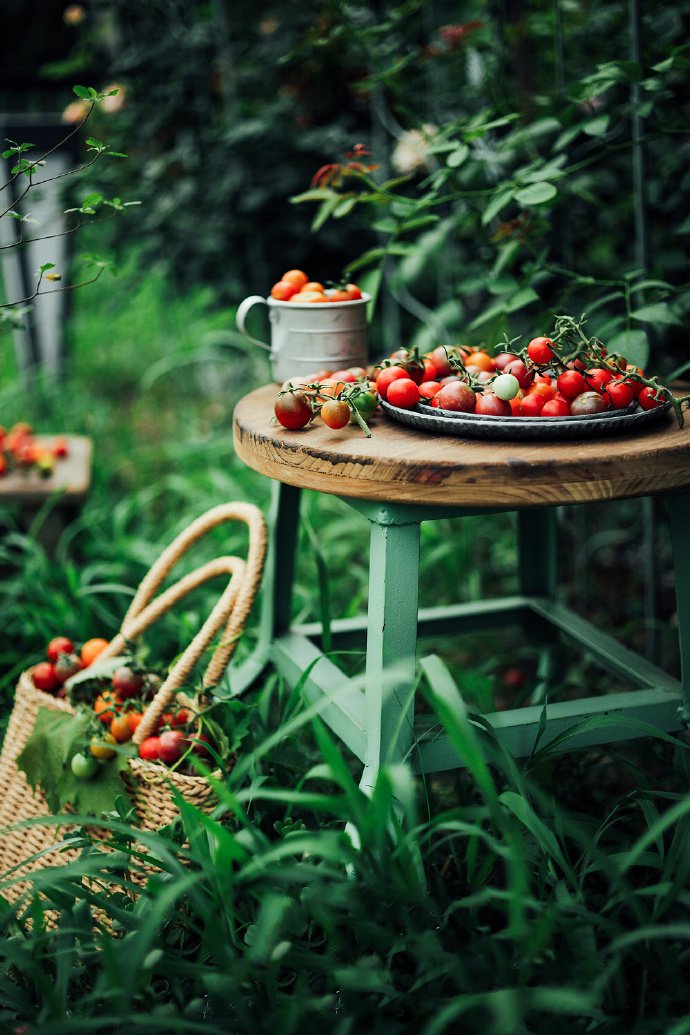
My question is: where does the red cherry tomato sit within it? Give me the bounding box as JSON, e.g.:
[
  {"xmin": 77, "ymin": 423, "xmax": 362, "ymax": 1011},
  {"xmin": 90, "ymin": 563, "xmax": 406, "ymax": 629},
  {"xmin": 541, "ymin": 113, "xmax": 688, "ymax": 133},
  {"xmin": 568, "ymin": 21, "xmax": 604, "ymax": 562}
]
[
  {"xmin": 504, "ymin": 359, "xmax": 533, "ymax": 390},
  {"xmin": 585, "ymin": 368, "xmax": 613, "ymax": 393},
  {"xmin": 46, "ymin": 636, "xmax": 75, "ymax": 662},
  {"xmin": 419, "ymin": 380, "xmax": 442, "ymax": 400},
  {"xmin": 541, "ymin": 398, "xmax": 571, "ymax": 417},
  {"xmin": 527, "ymin": 337, "xmax": 556, "ymax": 365},
  {"xmin": 386, "ymin": 378, "xmax": 420, "ymax": 409},
  {"xmin": 375, "ymin": 366, "xmax": 411, "ymax": 400},
  {"xmin": 638, "ymin": 386, "xmax": 667, "ymax": 410},
  {"xmin": 556, "ymin": 370, "xmax": 587, "ymax": 400},
  {"xmin": 158, "ymin": 729, "xmax": 186, "ymax": 765},
  {"xmin": 605, "ymin": 378, "xmax": 635, "ymax": 410},
  {"xmin": 437, "ymin": 382, "xmax": 477, "ymax": 412},
  {"xmin": 520, "ymin": 392, "xmax": 546, "ymax": 417},
  {"xmin": 475, "ymin": 393, "xmax": 511, "ymax": 417},
  {"xmin": 274, "ymin": 391, "xmax": 313, "ymax": 430},
  {"xmin": 139, "ymin": 736, "xmax": 161, "ymax": 761},
  {"xmin": 32, "ymin": 661, "xmax": 60, "ymax": 693}
]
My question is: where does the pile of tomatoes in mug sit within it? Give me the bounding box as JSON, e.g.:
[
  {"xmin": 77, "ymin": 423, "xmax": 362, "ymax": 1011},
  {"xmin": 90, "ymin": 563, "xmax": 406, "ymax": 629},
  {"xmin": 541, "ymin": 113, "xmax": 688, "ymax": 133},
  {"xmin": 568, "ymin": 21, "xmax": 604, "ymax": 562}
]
[{"xmin": 379, "ymin": 337, "xmax": 668, "ymax": 418}]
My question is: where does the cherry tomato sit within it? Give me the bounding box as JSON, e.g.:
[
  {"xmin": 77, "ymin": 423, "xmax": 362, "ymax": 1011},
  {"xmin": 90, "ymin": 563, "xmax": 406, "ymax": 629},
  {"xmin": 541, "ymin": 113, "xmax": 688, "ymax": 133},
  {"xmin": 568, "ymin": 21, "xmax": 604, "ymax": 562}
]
[
  {"xmin": 541, "ymin": 398, "xmax": 571, "ymax": 417},
  {"xmin": 274, "ymin": 390, "xmax": 313, "ymax": 430},
  {"xmin": 127, "ymin": 710, "xmax": 144, "ymax": 734},
  {"xmin": 110, "ymin": 714, "xmax": 134, "ymax": 742},
  {"xmin": 90, "ymin": 733, "xmax": 117, "ymax": 760},
  {"xmin": 429, "ymin": 346, "xmax": 453, "ymax": 378},
  {"xmin": 419, "ymin": 380, "xmax": 442, "ymax": 400},
  {"xmin": 387, "ymin": 349, "xmax": 425, "ymax": 384},
  {"xmin": 475, "ymin": 393, "xmax": 511, "ymax": 416},
  {"xmin": 509, "ymin": 394, "xmax": 523, "ymax": 415},
  {"xmin": 32, "ymin": 661, "xmax": 60, "ymax": 694},
  {"xmin": 422, "ymin": 358, "xmax": 438, "ymax": 381},
  {"xmin": 504, "ymin": 359, "xmax": 533, "ymax": 390},
  {"xmin": 520, "ymin": 392, "xmax": 546, "ymax": 417},
  {"xmin": 94, "ymin": 690, "xmax": 122, "ymax": 725},
  {"xmin": 556, "ymin": 370, "xmax": 587, "ymax": 400},
  {"xmin": 139, "ymin": 736, "xmax": 161, "ymax": 761},
  {"xmin": 112, "ymin": 665, "xmax": 145, "ymax": 699},
  {"xmin": 46, "ymin": 636, "xmax": 75, "ymax": 662},
  {"xmin": 290, "ymin": 290, "xmax": 328, "ymax": 303},
  {"xmin": 376, "ymin": 366, "xmax": 411, "ymax": 400},
  {"xmin": 330, "ymin": 369, "xmax": 358, "ymax": 383},
  {"xmin": 158, "ymin": 729, "xmax": 186, "ymax": 765},
  {"xmin": 71, "ymin": 752, "xmax": 99, "ymax": 779},
  {"xmin": 386, "ymin": 378, "xmax": 420, "ymax": 409},
  {"xmin": 528, "ymin": 382, "xmax": 556, "ymax": 402},
  {"xmin": 605, "ymin": 378, "xmax": 635, "ymax": 410},
  {"xmin": 437, "ymin": 382, "xmax": 477, "ymax": 412},
  {"xmin": 491, "ymin": 373, "xmax": 520, "ymax": 401},
  {"xmin": 465, "ymin": 350, "xmax": 494, "ymax": 373},
  {"xmin": 270, "ymin": 280, "xmax": 298, "ymax": 301},
  {"xmin": 302, "ymin": 281, "xmax": 325, "ymax": 294},
  {"xmin": 345, "ymin": 283, "xmax": 362, "ymax": 300},
  {"xmin": 321, "ymin": 399, "xmax": 351, "ymax": 429},
  {"xmin": 638, "ymin": 385, "xmax": 667, "ymax": 410},
  {"xmin": 349, "ymin": 391, "xmax": 378, "ymax": 423},
  {"xmin": 585, "ymin": 368, "xmax": 613, "ymax": 394},
  {"xmin": 493, "ymin": 352, "xmax": 517, "ymax": 371},
  {"xmin": 81, "ymin": 637, "xmax": 110, "ymax": 667},
  {"xmin": 570, "ymin": 392, "xmax": 608, "ymax": 415},
  {"xmin": 281, "ymin": 269, "xmax": 308, "ymax": 289},
  {"xmin": 527, "ymin": 337, "xmax": 555, "ymax": 365}
]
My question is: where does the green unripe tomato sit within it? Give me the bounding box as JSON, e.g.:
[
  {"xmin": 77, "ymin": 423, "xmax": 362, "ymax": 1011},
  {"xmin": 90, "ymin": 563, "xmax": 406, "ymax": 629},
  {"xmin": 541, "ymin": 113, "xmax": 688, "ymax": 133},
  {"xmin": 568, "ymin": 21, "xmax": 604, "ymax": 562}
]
[
  {"xmin": 491, "ymin": 373, "xmax": 520, "ymax": 401},
  {"xmin": 349, "ymin": 390, "xmax": 377, "ymax": 423},
  {"xmin": 71, "ymin": 752, "xmax": 99, "ymax": 779}
]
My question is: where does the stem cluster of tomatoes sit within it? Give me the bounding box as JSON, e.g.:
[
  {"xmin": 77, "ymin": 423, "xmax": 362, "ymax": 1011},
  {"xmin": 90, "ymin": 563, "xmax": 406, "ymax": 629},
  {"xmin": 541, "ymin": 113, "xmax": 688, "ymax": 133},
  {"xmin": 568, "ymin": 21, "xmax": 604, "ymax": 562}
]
[
  {"xmin": 0, "ymin": 422, "xmax": 69, "ymax": 478},
  {"xmin": 274, "ymin": 366, "xmax": 379, "ymax": 436},
  {"xmin": 274, "ymin": 314, "xmax": 684, "ymax": 435},
  {"xmin": 31, "ymin": 634, "xmax": 212, "ymax": 780}
]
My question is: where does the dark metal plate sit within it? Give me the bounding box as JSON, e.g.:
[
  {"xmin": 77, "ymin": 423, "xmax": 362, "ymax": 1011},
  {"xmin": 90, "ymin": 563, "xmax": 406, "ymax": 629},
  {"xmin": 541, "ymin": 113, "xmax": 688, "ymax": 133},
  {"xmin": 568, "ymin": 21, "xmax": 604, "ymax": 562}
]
[{"xmin": 380, "ymin": 398, "xmax": 673, "ymax": 440}]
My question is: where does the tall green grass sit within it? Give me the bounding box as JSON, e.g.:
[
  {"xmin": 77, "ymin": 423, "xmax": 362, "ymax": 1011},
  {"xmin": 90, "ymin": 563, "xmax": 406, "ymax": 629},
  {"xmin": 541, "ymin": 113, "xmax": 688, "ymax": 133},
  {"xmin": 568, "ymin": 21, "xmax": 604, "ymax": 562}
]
[{"xmin": 1, "ymin": 665, "xmax": 689, "ymax": 1032}]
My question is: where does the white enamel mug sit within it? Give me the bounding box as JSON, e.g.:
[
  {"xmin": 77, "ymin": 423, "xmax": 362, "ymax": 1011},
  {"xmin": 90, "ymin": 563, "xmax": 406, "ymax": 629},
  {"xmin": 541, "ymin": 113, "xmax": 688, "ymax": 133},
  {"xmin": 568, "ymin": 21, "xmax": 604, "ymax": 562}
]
[{"xmin": 236, "ymin": 293, "xmax": 370, "ymax": 383}]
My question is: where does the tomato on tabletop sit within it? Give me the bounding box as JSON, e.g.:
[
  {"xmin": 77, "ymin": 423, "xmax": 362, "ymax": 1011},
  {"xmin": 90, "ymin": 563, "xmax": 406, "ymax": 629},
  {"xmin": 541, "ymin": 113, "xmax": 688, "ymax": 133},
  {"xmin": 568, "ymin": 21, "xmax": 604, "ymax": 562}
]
[
  {"xmin": 321, "ymin": 399, "xmax": 351, "ymax": 429},
  {"xmin": 376, "ymin": 366, "xmax": 412, "ymax": 400},
  {"xmin": 274, "ymin": 390, "xmax": 313, "ymax": 430}
]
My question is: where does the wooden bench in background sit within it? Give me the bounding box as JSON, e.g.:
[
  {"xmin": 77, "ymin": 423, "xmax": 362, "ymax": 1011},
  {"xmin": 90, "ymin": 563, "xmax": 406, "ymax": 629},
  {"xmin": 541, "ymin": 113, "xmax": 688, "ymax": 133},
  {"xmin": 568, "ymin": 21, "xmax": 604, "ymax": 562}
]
[{"xmin": 0, "ymin": 435, "xmax": 93, "ymax": 552}]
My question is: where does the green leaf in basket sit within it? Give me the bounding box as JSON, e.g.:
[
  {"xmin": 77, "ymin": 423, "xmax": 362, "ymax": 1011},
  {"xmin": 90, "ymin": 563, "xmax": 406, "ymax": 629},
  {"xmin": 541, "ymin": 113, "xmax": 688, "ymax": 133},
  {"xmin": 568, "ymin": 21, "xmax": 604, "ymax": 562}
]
[{"xmin": 17, "ymin": 707, "xmax": 134, "ymax": 818}]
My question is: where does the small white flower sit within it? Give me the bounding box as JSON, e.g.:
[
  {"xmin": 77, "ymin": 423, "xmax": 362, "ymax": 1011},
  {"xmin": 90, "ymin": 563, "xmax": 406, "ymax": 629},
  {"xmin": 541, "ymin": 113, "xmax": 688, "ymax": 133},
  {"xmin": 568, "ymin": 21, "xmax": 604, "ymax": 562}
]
[{"xmin": 391, "ymin": 125, "xmax": 437, "ymax": 176}]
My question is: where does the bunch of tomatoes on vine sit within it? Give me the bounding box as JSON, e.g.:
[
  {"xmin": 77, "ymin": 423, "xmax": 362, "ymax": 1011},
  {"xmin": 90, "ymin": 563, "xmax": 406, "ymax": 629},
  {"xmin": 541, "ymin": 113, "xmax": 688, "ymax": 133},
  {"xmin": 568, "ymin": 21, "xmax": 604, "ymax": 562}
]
[
  {"xmin": 31, "ymin": 634, "xmax": 214, "ymax": 780},
  {"xmin": 273, "ymin": 313, "xmax": 685, "ymax": 436}
]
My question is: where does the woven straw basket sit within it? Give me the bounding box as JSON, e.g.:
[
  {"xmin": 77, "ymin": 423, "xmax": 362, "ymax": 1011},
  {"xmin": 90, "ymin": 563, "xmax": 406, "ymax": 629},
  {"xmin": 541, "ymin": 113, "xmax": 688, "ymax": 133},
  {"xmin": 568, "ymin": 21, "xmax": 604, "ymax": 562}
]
[{"xmin": 0, "ymin": 502, "xmax": 266, "ymax": 902}]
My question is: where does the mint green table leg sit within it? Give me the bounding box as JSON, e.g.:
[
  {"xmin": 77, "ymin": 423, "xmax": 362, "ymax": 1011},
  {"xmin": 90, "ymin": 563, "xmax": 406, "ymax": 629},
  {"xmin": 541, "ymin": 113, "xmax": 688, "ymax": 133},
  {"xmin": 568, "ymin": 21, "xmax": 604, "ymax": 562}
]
[
  {"xmin": 361, "ymin": 505, "xmax": 421, "ymax": 793},
  {"xmin": 666, "ymin": 488, "xmax": 690, "ymax": 725},
  {"xmin": 230, "ymin": 480, "xmax": 301, "ymax": 695}
]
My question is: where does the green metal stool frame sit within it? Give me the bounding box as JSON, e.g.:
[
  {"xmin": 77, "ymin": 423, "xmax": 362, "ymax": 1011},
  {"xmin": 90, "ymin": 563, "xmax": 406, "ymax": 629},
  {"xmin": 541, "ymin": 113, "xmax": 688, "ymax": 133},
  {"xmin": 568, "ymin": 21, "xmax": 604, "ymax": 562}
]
[{"xmin": 233, "ymin": 481, "xmax": 689, "ymax": 791}]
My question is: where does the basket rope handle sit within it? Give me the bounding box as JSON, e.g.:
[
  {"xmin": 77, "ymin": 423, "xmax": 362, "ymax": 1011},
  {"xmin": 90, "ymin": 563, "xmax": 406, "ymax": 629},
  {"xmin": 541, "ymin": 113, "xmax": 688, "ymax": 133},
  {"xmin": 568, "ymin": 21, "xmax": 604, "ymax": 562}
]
[{"xmin": 96, "ymin": 503, "xmax": 267, "ymax": 746}]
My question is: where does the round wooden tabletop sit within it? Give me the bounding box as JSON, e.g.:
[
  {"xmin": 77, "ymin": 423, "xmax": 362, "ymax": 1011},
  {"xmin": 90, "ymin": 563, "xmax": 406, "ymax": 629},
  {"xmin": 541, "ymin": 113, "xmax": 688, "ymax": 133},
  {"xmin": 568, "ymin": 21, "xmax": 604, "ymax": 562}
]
[{"xmin": 233, "ymin": 384, "xmax": 690, "ymax": 509}]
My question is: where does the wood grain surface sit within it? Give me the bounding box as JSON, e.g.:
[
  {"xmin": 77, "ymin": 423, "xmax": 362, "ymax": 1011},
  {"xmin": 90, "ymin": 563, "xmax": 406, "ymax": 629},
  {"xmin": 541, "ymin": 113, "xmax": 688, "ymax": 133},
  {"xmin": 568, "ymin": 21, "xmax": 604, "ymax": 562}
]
[
  {"xmin": 233, "ymin": 385, "xmax": 690, "ymax": 508},
  {"xmin": 0, "ymin": 435, "xmax": 92, "ymax": 505}
]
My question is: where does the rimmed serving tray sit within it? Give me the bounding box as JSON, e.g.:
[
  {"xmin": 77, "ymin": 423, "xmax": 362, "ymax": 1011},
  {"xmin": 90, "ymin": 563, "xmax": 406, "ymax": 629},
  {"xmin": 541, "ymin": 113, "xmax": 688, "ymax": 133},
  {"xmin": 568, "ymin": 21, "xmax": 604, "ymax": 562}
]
[{"xmin": 380, "ymin": 398, "xmax": 673, "ymax": 441}]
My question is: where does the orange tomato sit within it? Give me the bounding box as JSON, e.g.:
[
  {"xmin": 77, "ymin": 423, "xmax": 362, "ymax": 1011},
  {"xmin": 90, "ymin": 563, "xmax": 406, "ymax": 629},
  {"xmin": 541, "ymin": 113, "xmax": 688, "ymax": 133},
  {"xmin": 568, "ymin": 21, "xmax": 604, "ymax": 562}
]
[
  {"xmin": 90, "ymin": 733, "xmax": 117, "ymax": 760},
  {"xmin": 465, "ymin": 350, "xmax": 494, "ymax": 372},
  {"xmin": 270, "ymin": 279, "xmax": 298, "ymax": 301},
  {"xmin": 303, "ymin": 281, "xmax": 325, "ymax": 293},
  {"xmin": 290, "ymin": 290, "xmax": 328, "ymax": 303},
  {"xmin": 81, "ymin": 637, "xmax": 110, "ymax": 667},
  {"xmin": 127, "ymin": 711, "xmax": 144, "ymax": 734},
  {"xmin": 110, "ymin": 714, "xmax": 133, "ymax": 742},
  {"xmin": 281, "ymin": 269, "xmax": 309, "ymax": 289}
]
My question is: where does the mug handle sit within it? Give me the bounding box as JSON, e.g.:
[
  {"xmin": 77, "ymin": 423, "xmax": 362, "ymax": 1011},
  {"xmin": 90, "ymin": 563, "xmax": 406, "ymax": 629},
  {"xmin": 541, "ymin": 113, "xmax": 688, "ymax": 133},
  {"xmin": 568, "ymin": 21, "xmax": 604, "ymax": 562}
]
[{"xmin": 236, "ymin": 295, "xmax": 272, "ymax": 352}]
